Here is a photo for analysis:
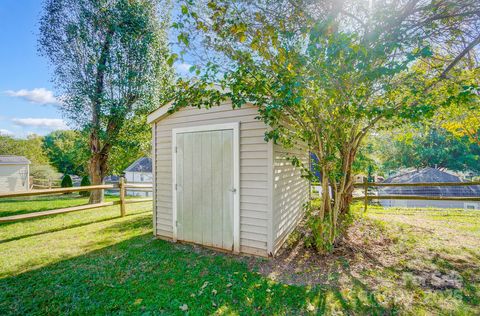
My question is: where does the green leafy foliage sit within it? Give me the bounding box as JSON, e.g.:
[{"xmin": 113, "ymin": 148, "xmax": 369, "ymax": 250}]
[
  {"xmin": 60, "ymin": 174, "xmax": 73, "ymax": 188},
  {"xmin": 39, "ymin": 0, "xmax": 173, "ymax": 202},
  {"xmin": 43, "ymin": 130, "xmax": 89, "ymax": 176},
  {"xmin": 79, "ymin": 176, "xmax": 91, "ymax": 197},
  {"xmin": 0, "ymin": 134, "xmax": 60, "ymax": 180},
  {"xmin": 377, "ymin": 125, "xmax": 480, "ymax": 175},
  {"xmin": 173, "ymin": 0, "xmax": 479, "ymax": 252},
  {"xmin": 0, "ymin": 135, "xmax": 49, "ymax": 165},
  {"xmin": 30, "ymin": 164, "xmax": 60, "ymax": 181}
]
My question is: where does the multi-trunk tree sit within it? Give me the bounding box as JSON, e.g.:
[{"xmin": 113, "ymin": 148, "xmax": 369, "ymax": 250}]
[
  {"xmin": 172, "ymin": 0, "xmax": 480, "ymax": 252},
  {"xmin": 39, "ymin": 0, "xmax": 173, "ymax": 203}
]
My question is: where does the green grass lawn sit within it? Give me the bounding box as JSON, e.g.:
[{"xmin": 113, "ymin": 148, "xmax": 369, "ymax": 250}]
[
  {"xmin": 0, "ymin": 194, "xmax": 120, "ymax": 217},
  {"xmin": 0, "ymin": 199, "xmax": 479, "ymax": 315}
]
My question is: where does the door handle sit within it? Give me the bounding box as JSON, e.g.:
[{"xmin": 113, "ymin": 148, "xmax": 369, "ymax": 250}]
[{"xmin": 229, "ymin": 188, "xmax": 237, "ymax": 193}]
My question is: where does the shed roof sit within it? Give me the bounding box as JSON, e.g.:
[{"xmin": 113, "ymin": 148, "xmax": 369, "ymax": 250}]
[
  {"xmin": 0, "ymin": 155, "xmax": 31, "ymax": 165},
  {"xmin": 147, "ymin": 84, "xmax": 232, "ymax": 124},
  {"xmin": 381, "ymin": 167, "xmax": 480, "ymax": 197},
  {"xmin": 124, "ymin": 157, "xmax": 152, "ymax": 173}
]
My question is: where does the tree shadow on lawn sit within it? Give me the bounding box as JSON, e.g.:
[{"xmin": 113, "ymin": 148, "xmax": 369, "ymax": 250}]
[
  {"xmin": 0, "ymin": 195, "xmax": 88, "ymax": 218},
  {"xmin": 0, "ymin": 211, "xmax": 151, "ymax": 245},
  {"xmin": 0, "ymin": 233, "xmax": 393, "ymax": 315}
]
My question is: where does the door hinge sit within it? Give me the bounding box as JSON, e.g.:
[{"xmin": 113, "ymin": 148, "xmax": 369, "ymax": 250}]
[
  {"xmin": 175, "ymin": 183, "xmax": 178, "ymax": 190},
  {"xmin": 174, "ymin": 146, "xmax": 177, "ymax": 153}
]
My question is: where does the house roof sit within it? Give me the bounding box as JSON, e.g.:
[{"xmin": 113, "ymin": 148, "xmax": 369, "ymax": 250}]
[
  {"xmin": 124, "ymin": 157, "xmax": 152, "ymax": 173},
  {"xmin": 0, "ymin": 155, "xmax": 31, "ymax": 165},
  {"xmin": 380, "ymin": 167, "xmax": 480, "ymax": 197}
]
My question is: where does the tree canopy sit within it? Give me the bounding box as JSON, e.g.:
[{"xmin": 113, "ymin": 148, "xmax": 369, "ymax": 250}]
[
  {"xmin": 170, "ymin": 0, "xmax": 480, "ymax": 252},
  {"xmin": 43, "ymin": 130, "xmax": 90, "ymax": 176},
  {"xmin": 376, "ymin": 125, "xmax": 480, "ymax": 175},
  {"xmin": 39, "ymin": 0, "xmax": 173, "ymax": 202},
  {"xmin": 0, "ymin": 134, "xmax": 59, "ymax": 179}
]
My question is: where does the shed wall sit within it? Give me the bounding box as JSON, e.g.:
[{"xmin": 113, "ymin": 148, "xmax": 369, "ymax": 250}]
[
  {"xmin": 0, "ymin": 164, "xmax": 29, "ymax": 193},
  {"xmin": 153, "ymin": 102, "xmax": 270, "ymax": 256},
  {"xmin": 271, "ymin": 143, "xmax": 309, "ymax": 254}
]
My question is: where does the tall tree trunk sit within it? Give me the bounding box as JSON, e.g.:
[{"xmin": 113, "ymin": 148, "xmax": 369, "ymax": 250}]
[
  {"xmin": 88, "ymin": 131, "xmax": 109, "ymax": 204},
  {"xmin": 88, "ymin": 29, "xmax": 114, "ymax": 204},
  {"xmin": 315, "ymin": 142, "xmax": 358, "ymax": 252},
  {"xmin": 88, "ymin": 153, "xmax": 105, "ymax": 203}
]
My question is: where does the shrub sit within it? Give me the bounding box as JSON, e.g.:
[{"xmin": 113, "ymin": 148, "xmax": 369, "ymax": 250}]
[
  {"xmin": 304, "ymin": 198, "xmax": 354, "ymax": 253},
  {"xmin": 30, "ymin": 164, "xmax": 61, "ymax": 180},
  {"xmin": 61, "ymin": 174, "xmax": 73, "ymax": 188},
  {"xmin": 79, "ymin": 176, "xmax": 91, "ymax": 197}
]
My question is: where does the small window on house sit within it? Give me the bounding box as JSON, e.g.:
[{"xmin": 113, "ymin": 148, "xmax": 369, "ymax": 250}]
[{"xmin": 140, "ymin": 175, "xmax": 144, "ymax": 182}]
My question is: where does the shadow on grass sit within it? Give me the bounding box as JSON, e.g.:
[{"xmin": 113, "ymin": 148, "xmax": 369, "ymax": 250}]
[
  {"xmin": 0, "ymin": 211, "xmax": 151, "ymax": 245},
  {"xmin": 0, "ymin": 233, "xmax": 395, "ymax": 315},
  {"xmin": 0, "ymin": 195, "xmax": 88, "ymax": 218}
]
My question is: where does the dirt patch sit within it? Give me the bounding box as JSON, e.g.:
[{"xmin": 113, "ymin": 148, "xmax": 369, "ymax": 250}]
[
  {"xmin": 248, "ymin": 217, "xmax": 397, "ymax": 287},
  {"xmin": 248, "ymin": 214, "xmax": 477, "ymax": 292}
]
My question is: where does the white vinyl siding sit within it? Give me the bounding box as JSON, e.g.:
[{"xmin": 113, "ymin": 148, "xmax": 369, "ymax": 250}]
[
  {"xmin": 271, "ymin": 143, "xmax": 309, "ymax": 254},
  {"xmin": 153, "ymin": 102, "xmax": 270, "ymax": 256},
  {"xmin": 125, "ymin": 171, "xmax": 153, "ymax": 183},
  {"xmin": 0, "ymin": 164, "xmax": 29, "ymax": 193}
]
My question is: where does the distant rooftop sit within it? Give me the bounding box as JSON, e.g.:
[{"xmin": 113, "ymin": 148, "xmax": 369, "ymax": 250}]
[
  {"xmin": 381, "ymin": 167, "xmax": 480, "ymax": 197},
  {"xmin": 0, "ymin": 155, "xmax": 31, "ymax": 165},
  {"xmin": 124, "ymin": 157, "xmax": 152, "ymax": 173}
]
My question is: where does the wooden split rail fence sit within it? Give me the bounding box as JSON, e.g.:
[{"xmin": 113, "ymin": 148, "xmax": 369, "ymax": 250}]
[
  {"xmin": 312, "ymin": 180, "xmax": 480, "ymax": 212},
  {"xmin": 354, "ymin": 180, "xmax": 480, "ymax": 212},
  {"xmin": 0, "ymin": 178, "xmax": 153, "ymax": 223},
  {"xmin": 30, "ymin": 177, "xmax": 61, "ymax": 190}
]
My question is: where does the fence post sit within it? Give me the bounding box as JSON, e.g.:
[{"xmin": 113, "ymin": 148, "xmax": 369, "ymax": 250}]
[
  {"xmin": 363, "ymin": 178, "xmax": 368, "ymax": 213},
  {"xmin": 119, "ymin": 177, "xmax": 126, "ymax": 217}
]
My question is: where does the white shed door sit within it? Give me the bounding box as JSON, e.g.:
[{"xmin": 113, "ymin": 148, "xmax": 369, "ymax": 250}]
[{"xmin": 175, "ymin": 129, "xmax": 234, "ymax": 250}]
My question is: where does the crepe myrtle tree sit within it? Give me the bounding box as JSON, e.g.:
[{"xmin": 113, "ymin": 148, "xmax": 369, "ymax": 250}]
[
  {"xmin": 39, "ymin": 0, "xmax": 173, "ymax": 203},
  {"xmin": 170, "ymin": 0, "xmax": 480, "ymax": 252}
]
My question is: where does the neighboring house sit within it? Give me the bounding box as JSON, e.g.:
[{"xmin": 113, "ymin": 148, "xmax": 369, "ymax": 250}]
[
  {"xmin": 0, "ymin": 155, "xmax": 30, "ymax": 193},
  {"xmin": 354, "ymin": 174, "xmax": 385, "ymax": 183},
  {"xmin": 147, "ymin": 100, "xmax": 309, "ymax": 257},
  {"xmin": 379, "ymin": 167, "xmax": 480, "ymax": 210},
  {"xmin": 124, "ymin": 157, "xmax": 153, "ymax": 197},
  {"xmin": 104, "ymin": 175, "xmax": 121, "ymax": 196},
  {"xmin": 104, "ymin": 175, "xmax": 120, "ymax": 184}
]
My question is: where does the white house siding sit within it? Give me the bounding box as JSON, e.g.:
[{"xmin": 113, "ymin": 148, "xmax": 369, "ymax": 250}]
[
  {"xmin": 125, "ymin": 171, "xmax": 153, "ymax": 183},
  {"xmin": 0, "ymin": 164, "xmax": 29, "ymax": 193},
  {"xmin": 153, "ymin": 102, "xmax": 270, "ymax": 256},
  {"xmin": 271, "ymin": 143, "xmax": 309, "ymax": 255},
  {"xmin": 125, "ymin": 171, "xmax": 153, "ymax": 197}
]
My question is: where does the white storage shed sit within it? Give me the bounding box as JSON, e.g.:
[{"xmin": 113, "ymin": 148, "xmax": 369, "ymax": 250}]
[{"xmin": 147, "ymin": 100, "xmax": 309, "ymax": 257}]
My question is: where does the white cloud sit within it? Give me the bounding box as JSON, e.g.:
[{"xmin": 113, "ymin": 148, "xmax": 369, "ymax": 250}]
[
  {"xmin": 0, "ymin": 129, "xmax": 13, "ymax": 136},
  {"xmin": 4, "ymin": 88, "xmax": 62, "ymax": 105},
  {"xmin": 12, "ymin": 118, "xmax": 68, "ymax": 130},
  {"xmin": 175, "ymin": 62, "xmax": 192, "ymax": 73}
]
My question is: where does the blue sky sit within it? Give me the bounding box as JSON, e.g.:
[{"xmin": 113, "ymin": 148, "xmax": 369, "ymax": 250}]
[
  {"xmin": 0, "ymin": 0, "xmax": 190, "ymax": 138},
  {"xmin": 0, "ymin": 0, "xmax": 64, "ymax": 138}
]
